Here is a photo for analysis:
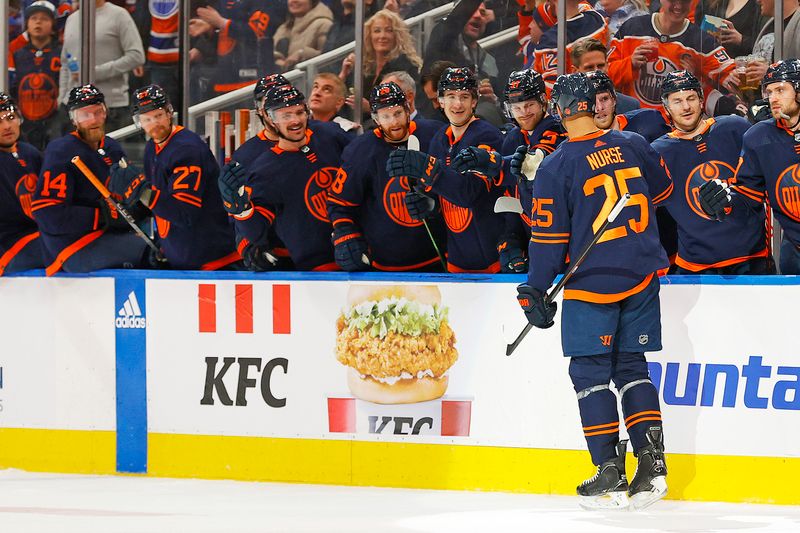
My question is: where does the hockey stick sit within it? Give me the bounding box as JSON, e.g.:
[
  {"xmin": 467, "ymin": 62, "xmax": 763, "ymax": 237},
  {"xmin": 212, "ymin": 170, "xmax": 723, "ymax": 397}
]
[
  {"xmin": 506, "ymin": 192, "xmax": 631, "ymax": 356},
  {"xmin": 406, "ymin": 134, "xmax": 448, "ymax": 271},
  {"xmin": 71, "ymin": 156, "xmax": 165, "ymax": 261}
]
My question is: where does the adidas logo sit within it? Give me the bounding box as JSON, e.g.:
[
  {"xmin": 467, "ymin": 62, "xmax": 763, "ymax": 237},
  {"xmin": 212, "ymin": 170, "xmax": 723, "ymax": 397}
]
[
  {"xmin": 116, "ymin": 291, "xmax": 146, "ymax": 329},
  {"xmin": 594, "ymin": 140, "xmax": 606, "ymax": 147}
]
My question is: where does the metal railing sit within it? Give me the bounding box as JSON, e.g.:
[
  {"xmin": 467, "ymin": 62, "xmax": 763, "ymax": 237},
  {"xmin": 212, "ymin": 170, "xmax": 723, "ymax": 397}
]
[{"xmin": 111, "ymin": 2, "xmax": 464, "ymax": 140}]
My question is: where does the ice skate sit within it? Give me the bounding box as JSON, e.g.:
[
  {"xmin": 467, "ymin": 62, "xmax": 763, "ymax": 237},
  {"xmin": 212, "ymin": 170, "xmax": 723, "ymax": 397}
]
[
  {"xmin": 629, "ymin": 427, "xmax": 668, "ymax": 510},
  {"xmin": 577, "ymin": 440, "xmax": 629, "ymax": 510}
]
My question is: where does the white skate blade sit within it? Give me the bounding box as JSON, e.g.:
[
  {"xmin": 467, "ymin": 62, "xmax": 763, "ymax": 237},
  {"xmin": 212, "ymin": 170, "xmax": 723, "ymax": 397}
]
[
  {"xmin": 629, "ymin": 476, "xmax": 667, "ymax": 511},
  {"xmin": 578, "ymin": 490, "xmax": 630, "ymax": 511}
]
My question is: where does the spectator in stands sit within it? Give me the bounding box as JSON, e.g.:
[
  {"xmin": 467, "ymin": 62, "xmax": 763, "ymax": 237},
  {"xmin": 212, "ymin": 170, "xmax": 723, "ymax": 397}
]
[
  {"xmin": 607, "ymin": 0, "xmax": 738, "ymax": 114},
  {"xmin": 518, "ymin": 0, "xmax": 556, "ymax": 61},
  {"xmin": 749, "ymin": 0, "xmax": 800, "ymax": 77},
  {"xmin": 132, "ymin": 0, "xmax": 180, "ymax": 106},
  {"xmin": 273, "ymin": 0, "xmax": 334, "ymax": 71},
  {"xmin": 594, "ymin": 0, "xmax": 648, "ymax": 35},
  {"xmin": 401, "ymin": 0, "xmax": 450, "ymax": 19},
  {"xmin": 323, "ymin": 0, "xmax": 380, "ymax": 54},
  {"xmin": 339, "ymin": 9, "xmax": 423, "ymax": 118},
  {"xmin": 59, "ymin": 0, "xmax": 145, "ymax": 132},
  {"xmin": 309, "ymin": 72, "xmax": 360, "ymax": 133},
  {"xmin": 9, "ymin": 1, "xmax": 63, "ymax": 151},
  {"xmin": 423, "ymin": 0, "xmax": 500, "ymax": 91},
  {"xmin": 189, "ymin": 0, "xmax": 287, "ymax": 97},
  {"xmin": 418, "ymin": 59, "xmax": 456, "ymax": 121},
  {"xmin": 571, "ymin": 38, "xmax": 640, "ymax": 112},
  {"xmin": 531, "ymin": 0, "xmax": 609, "ymax": 91},
  {"xmin": 695, "ymin": 0, "xmax": 767, "ymax": 58}
]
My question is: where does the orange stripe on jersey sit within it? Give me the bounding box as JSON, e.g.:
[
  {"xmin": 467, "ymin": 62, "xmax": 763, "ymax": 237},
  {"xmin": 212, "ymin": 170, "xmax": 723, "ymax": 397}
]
[
  {"xmin": 0, "ymin": 232, "xmax": 39, "ymax": 276},
  {"xmin": 447, "ymin": 261, "xmax": 501, "ymax": 273},
  {"xmin": 583, "ymin": 421, "xmax": 619, "ymax": 431},
  {"xmin": 174, "ymin": 192, "xmax": 202, "ymax": 208},
  {"xmin": 328, "ymin": 195, "xmax": 359, "ymax": 207},
  {"xmin": 564, "ymin": 272, "xmax": 654, "ymax": 303},
  {"xmin": 584, "ymin": 427, "xmax": 620, "ymax": 437},
  {"xmin": 254, "ymin": 205, "xmax": 276, "ymax": 223},
  {"xmin": 735, "ymin": 185, "xmax": 764, "ymax": 202},
  {"xmin": 532, "ymin": 231, "xmax": 570, "ymax": 237},
  {"xmin": 651, "ymin": 182, "xmax": 674, "ymax": 205},
  {"xmin": 45, "ymin": 229, "xmax": 105, "ymax": 276},
  {"xmin": 312, "ymin": 262, "xmax": 340, "ymax": 271},
  {"xmin": 675, "ymin": 247, "xmax": 768, "ymax": 272},
  {"xmin": 531, "ymin": 237, "xmax": 569, "ymax": 244},
  {"xmin": 200, "ymin": 251, "xmax": 242, "ymax": 271}
]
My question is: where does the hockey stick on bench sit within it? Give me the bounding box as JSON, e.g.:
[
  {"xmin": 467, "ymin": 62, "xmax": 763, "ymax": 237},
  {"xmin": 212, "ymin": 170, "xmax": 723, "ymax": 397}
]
[
  {"xmin": 71, "ymin": 155, "xmax": 165, "ymax": 261},
  {"xmin": 506, "ymin": 192, "xmax": 631, "ymax": 356},
  {"xmin": 406, "ymin": 134, "xmax": 447, "ymax": 271}
]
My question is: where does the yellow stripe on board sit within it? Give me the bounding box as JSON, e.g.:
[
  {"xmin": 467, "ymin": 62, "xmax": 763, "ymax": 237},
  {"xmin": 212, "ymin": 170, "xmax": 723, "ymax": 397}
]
[
  {"xmin": 149, "ymin": 434, "xmax": 800, "ymax": 505},
  {"xmin": 0, "ymin": 428, "xmax": 116, "ymax": 474}
]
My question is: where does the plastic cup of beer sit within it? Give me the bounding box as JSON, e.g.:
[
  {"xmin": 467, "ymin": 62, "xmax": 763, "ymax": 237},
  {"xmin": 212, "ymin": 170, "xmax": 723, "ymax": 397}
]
[
  {"xmin": 743, "ymin": 55, "xmax": 768, "ymax": 91},
  {"xmin": 735, "ymin": 56, "xmax": 752, "ymax": 90},
  {"xmin": 642, "ymin": 36, "xmax": 659, "ymax": 60}
]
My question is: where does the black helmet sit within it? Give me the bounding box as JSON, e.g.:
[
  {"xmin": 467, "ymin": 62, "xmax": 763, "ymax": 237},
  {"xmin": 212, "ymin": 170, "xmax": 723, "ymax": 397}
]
[
  {"xmin": 437, "ymin": 67, "xmax": 478, "ymax": 97},
  {"xmin": 263, "ymin": 84, "xmax": 307, "ymax": 116},
  {"xmin": 586, "ymin": 70, "xmax": 616, "ymax": 97},
  {"xmin": 762, "ymin": 58, "xmax": 800, "ymax": 92},
  {"xmin": 370, "ymin": 82, "xmax": 407, "ymax": 113},
  {"xmin": 504, "ymin": 70, "xmax": 546, "ymax": 104},
  {"xmin": 254, "ymin": 74, "xmax": 290, "ymax": 107},
  {"xmin": 660, "ymin": 70, "xmax": 703, "ymax": 101},
  {"xmin": 0, "ymin": 92, "xmax": 21, "ymax": 117},
  {"xmin": 132, "ymin": 84, "xmax": 171, "ymax": 116},
  {"xmin": 551, "ymin": 73, "xmax": 595, "ymax": 118},
  {"xmin": 67, "ymin": 84, "xmax": 104, "ymax": 112}
]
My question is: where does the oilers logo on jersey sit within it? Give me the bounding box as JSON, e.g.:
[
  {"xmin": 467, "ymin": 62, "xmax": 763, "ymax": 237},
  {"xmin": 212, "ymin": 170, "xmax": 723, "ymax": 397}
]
[
  {"xmin": 304, "ymin": 167, "xmax": 337, "ymax": 222},
  {"xmin": 440, "ymin": 198, "xmax": 473, "ymax": 234},
  {"xmin": 775, "ymin": 164, "xmax": 800, "ymax": 222},
  {"xmin": 685, "ymin": 161, "xmax": 736, "ymax": 219},
  {"xmin": 636, "ymin": 57, "xmax": 679, "ymax": 106},
  {"xmin": 382, "ymin": 176, "xmax": 423, "ymax": 228}
]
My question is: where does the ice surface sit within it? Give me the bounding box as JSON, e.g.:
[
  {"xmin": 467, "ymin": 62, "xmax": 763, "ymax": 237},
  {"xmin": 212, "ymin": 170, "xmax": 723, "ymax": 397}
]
[{"xmin": 1, "ymin": 470, "xmax": 798, "ymax": 533}]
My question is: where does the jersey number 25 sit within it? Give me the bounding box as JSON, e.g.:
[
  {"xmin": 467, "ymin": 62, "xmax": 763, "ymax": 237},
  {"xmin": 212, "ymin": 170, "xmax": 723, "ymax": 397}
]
[{"xmin": 583, "ymin": 166, "xmax": 648, "ymax": 243}]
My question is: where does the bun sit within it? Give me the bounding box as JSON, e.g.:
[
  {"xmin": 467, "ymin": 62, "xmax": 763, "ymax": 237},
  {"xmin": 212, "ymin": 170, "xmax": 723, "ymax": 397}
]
[
  {"xmin": 346, "ymin": 284, "xmax": 441, "ymax": 307},
  {"xmin": 346, "ymin": 368, "xmax": 449, "ymax": 404}
]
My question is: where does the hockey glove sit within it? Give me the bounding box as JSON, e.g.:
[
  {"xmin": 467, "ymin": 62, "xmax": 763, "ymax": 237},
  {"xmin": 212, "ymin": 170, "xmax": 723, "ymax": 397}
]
[
  {"xmin": 404, "ymin": 188, "xmax": 436, "ymax": 221},
  {"xmin": 386, "ymin": 149, "xmax": 442, "ymax": 187},
  {"xmin": 452, "ymin": 146, "xmax": 503, "ymax": 179},
  {"xmin": 497, "ymin": 235, "xmax": 528, "ymax": 273},
  {"xmin": 698, "ymin": 178, "xmax": 732, "ymax": 220},
  {"xmin": 510, "ymin": 146, "xmax": 546, "ymax": 183},
  {"xmin": 219, "ymin": 162, "xmax": 252, "ymax": 215},
  {"xmin": 99, "ymin": 198, "xmax": 132, "ymax": 232},
  {"xmin": 332, "ymin": 222, "xmax": 370, "ymax": 271},
  {"xmin": 109, "ymin": 160, "xmax": 149, "ymax": 207},
  {"xmin": 516, "ymin": 284, "xmax": 557, "ymax": 329},
  {"xmin": 241, "ymin": 243, "xmax": 278, "ymax": 271}
]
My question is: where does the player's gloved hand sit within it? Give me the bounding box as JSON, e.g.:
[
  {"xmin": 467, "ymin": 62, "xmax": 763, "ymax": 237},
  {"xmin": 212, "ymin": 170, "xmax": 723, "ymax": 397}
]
[
  {"xmin": 241, "ymin": 243, "xmax": 278, "ymax": 271},
  {"xmin": 219, "ymin": 162, "xmax": 252, "ymax": 215},
  {"xmin": 332, "ymin": 222, "xmax": 370, "ymax": 271},
  {"xmin": 404, "ymin": 188, "xmax": 436, "ymax": 221},
  {"xmin": 452, "ymin": 146, "xmax": 503, "ymax": 179},
  {"xmin": 109, "ymin": 160, "xmax": 149, "ymax": 206},
  {"xmin": 516, "ymin": 283, "xmax": 557, "ymax": 329},
  {"xmin": 386, "ymin": 149, "xmax": 442, "ymax": 187},
  {"xmin": 698, "ymin": 178, "xmax": 732, "ymax": 220},
  {"xmin": 98, "ymin": 198, "xmax": 131, "ymax": 232},
  {"xmin": 497, "ymin": 235, "xmax": 528, "ymax": 273},
  {"xmin": 510, "ymin": 146, "xmax": 546, "ymax": 184}
]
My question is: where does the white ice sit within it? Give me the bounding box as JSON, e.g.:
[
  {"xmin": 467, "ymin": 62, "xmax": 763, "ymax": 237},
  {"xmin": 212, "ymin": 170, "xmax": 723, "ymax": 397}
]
[{"xmin": 1, "ymin": 469, "xmax": 799, "ymax": 533}]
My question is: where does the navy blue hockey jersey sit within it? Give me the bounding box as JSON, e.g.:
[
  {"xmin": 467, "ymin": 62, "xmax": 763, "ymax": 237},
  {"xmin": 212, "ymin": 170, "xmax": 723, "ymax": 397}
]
[
  {"xmin": 0, "ymin": 142, "xmax": 42, "ymax": 274},
  {"xmin": 528, "ymin": 129, "xmax": 673, "ymax": 301},
  {"xmin": 232, "ymin": 129, "xmax": 274, "ymax": 167},
  {"xmin": 32, "ymin": 133, "xmax": 126, "ymax": 275},
  {"xmin": 427, "ymin": 119, "xmax": 505, "ymax": 272},
  {"xmin": 327, "ymin": 122, "xmax": 447, "ymax": 270},
  {"xmin": 652, "ymin": 116, "xmax": 767, "ymax": 271},
  {"xmin": 733, "ymin": 119, "xmax": 800, "ymax": 247},
  {"xmin": 143, "ymin": 126, "xmax": 237, "ymax": 270},
  {"xmin": 233, "ymin": 127, "xmax": 349, "ymax": 270},
  {"xmin": 9, "ymin": 39, "xmax": 61, "ymax": 122},
  {"xmin": 617, "ymin": 108, "xmax": 670, "ymax": 144}
]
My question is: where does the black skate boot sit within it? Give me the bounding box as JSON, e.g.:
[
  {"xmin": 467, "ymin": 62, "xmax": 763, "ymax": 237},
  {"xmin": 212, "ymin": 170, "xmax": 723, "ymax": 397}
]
[
  {"xmin": 577, "ymin": 439, "xmax": 629, "ymax": 510},
  {"xmin": 628, "ymin": 427, "xmax": 668, "ymax": 510}
]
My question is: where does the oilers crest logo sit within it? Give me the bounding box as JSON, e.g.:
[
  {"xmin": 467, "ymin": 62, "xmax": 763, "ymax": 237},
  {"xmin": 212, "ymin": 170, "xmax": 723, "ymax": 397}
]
[
  {"xmin": 440, "ymin": 197, "xmax": 473, "ymax": 233},
  {"xmin": 635, "ymin": 56, "xmax": 678, "ymax": 106},
  {"xmin": 383, "ymin": 177, "xmax": 423, "ymax": 227},
  {"xmin": 775, "ymin": 164, "xmax": 800, "ymax": 222},
  {"xmin": 15, "ymin": 172, "xmax": 38, "ymax": 218},
  {"xmin": 149, "ymin": 0, "xmax": 179, "ymax": 18},
  {"xmin": 18, "ymin": 73, "xmax": 58, "ymax": 121},
  {"xmin": 685, "ymin": 161, "xmax": 736, "ymax": 219},
  {"xmin": 304, "ymin": 167, "xmax": 336, "ymax": 222}
]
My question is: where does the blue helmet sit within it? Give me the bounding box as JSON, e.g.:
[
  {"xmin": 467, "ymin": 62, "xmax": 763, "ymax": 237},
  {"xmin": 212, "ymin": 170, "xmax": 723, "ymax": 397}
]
[
  {"xmin": 254, "ymin": 74, "xmax": 290, "ymax": 108},
  {"xmin": 551, "ymin": 73, "xmax": 595, "ymax": 118},
  {"xmin": 660, "ymin": 70, "xmax": 703, "ymax": 101},
  {"xmin": 762, "ymin": 58, "xmax": 800, "ymax": 92},
  {"xmin": 586, "ymin": 70, "xmax": 616, "ymax": 97},
  {"xmin": 437, "ymin": 67, "xmax": 478, "ymax": 97}
]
